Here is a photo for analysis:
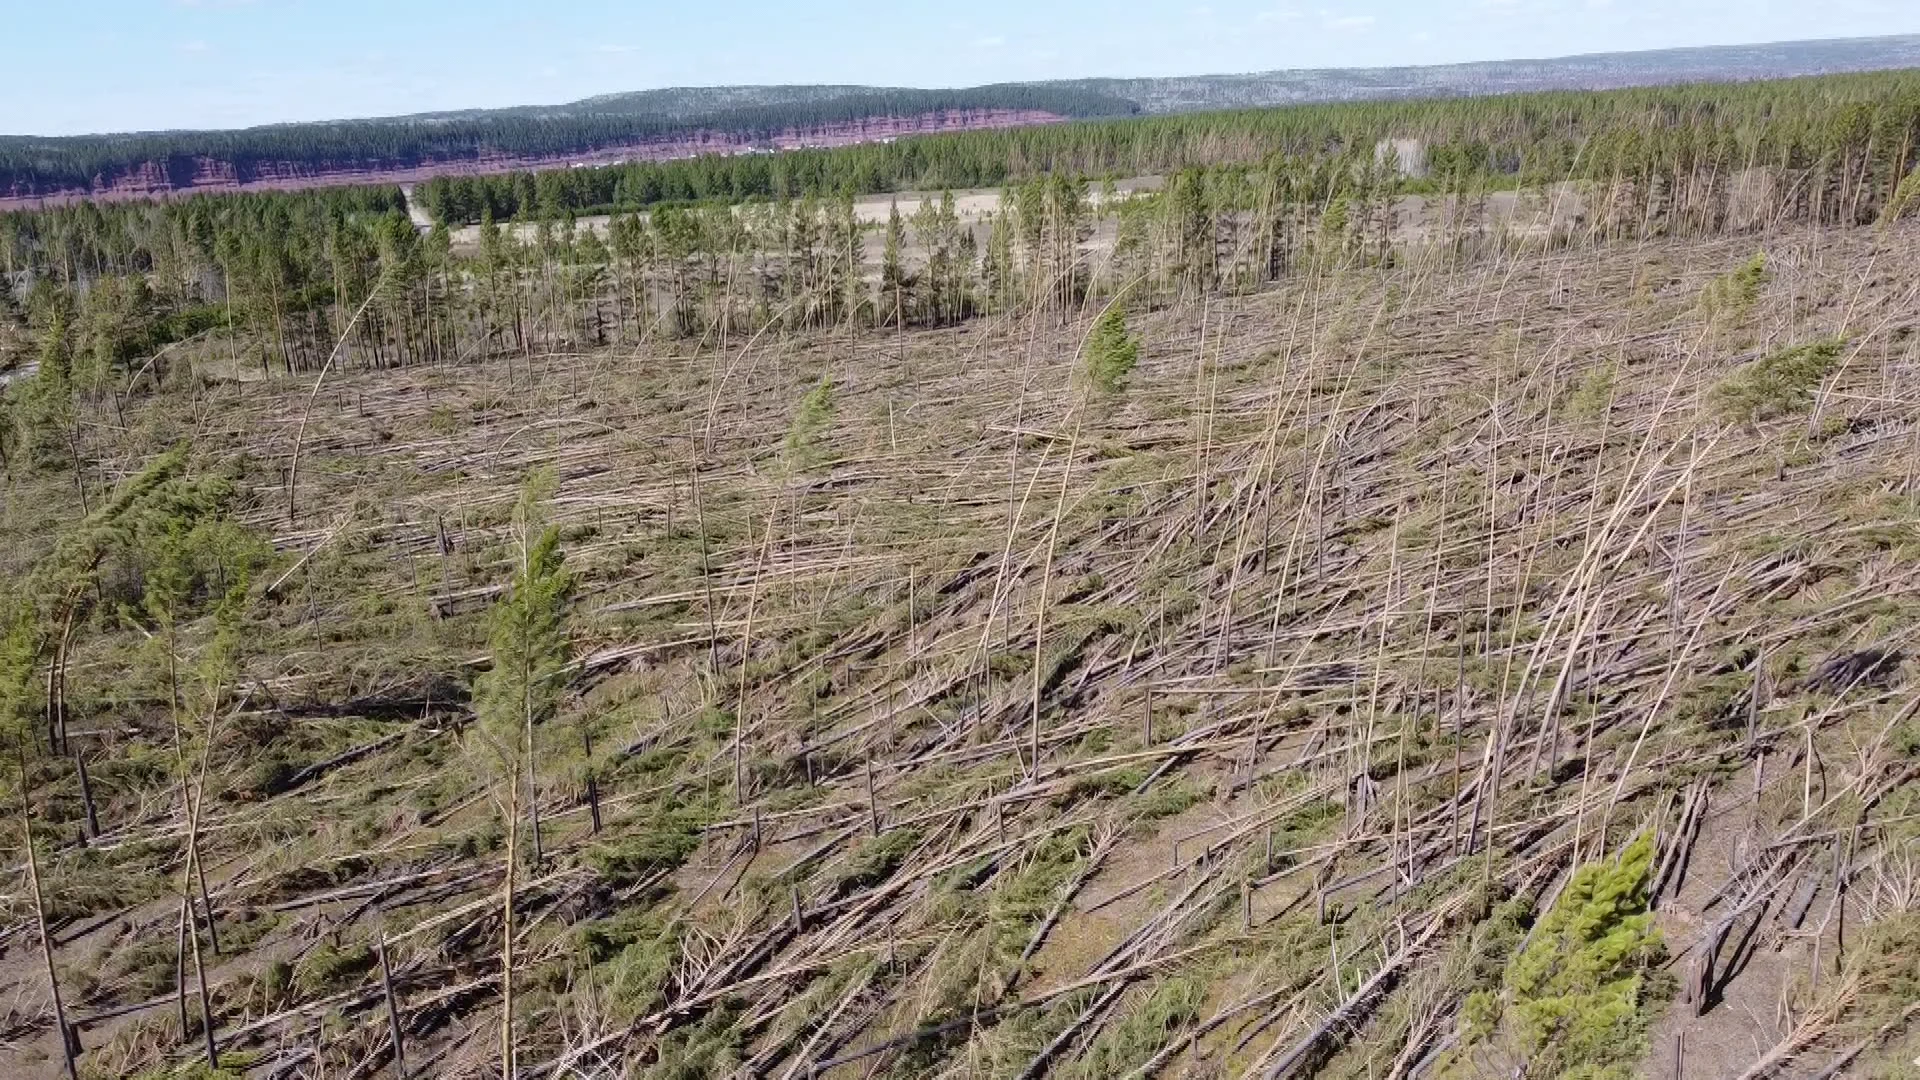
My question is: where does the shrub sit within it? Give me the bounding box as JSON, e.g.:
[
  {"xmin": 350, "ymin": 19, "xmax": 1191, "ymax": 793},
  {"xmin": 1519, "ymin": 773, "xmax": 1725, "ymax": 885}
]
[
  {"xmin": 1711, "ymin": 339, "xmax": 1843, "ymax": 425},
  {"xmin": 1083, "ymin": 308, "xmax": 1139, "ymax": 394},
  {"xmin": 293, "ymin": 942, "xmax": 375, "ymax": 998},
  {"xmin": 1701, "ymin": 252, "xmax": 1767, "ymax": 322},
  {"xmin": 578, "ymin": 911, "xmax": 682, "ymax": 1021},
  {"xmin": 784, "ymin": 377, "xmax": 834, "ymax": 471},
  {"xmin": 1568, "ymin": 361, "xmax": 1617, "ymax": 420},
  {"xmin": 586, "ymin": 807, "xmax": 706, "ymax": 884},
  {"xmin": 1482, "ymin": 834, "xmax": 1668, "ymax": 1080},
  {"xmin": 1066, "ymin": 974, "xmax": 1208, "ymax": 1078},
  {"xmin": 836, "ymin": 827, "xmax": 922, "ymax": 893}
]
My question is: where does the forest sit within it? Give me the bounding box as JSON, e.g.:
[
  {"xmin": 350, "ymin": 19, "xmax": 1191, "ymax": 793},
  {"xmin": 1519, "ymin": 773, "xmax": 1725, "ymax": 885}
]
[
  {"xmin": 2, "ymin": 65, "xmax": 1920, "ymax": 1080},
  {"xmin": 411, "ymin": 70, "xmax": 1920, "ymax": 222},
  {"xmin": 0, "ymin": 85, "xmax": 1139, "ymax": 199}
]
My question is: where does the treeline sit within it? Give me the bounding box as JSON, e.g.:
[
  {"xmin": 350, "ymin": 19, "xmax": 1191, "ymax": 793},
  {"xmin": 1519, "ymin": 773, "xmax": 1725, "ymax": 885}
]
[
  {"xmin": 0, "ymin": 185, "xmax": 407, "ymax": 285},
  {"xmin": 419, "ymin": 70, "xmax": 1920, "ymax": 222},
  {"xmin": 0, "ymin": 86, "xmax": 1138, "ymax": 197}
]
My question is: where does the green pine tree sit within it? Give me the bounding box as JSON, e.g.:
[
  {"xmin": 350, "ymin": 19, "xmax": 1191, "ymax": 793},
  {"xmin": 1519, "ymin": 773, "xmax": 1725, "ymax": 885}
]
[
  {"xmin": 784, "ymin": 377, "xmax": 835, "ymax": 472},
  {"xmin": 1449, "ymin": 834, "xmax": 1669, "ymax": 1080},
  {"xmin": 1083, "ymin": 307, "xmax": 1139, "ymax": 394},
  {"xmin": 881, "ymin": 200, "xmax": 908, "ymax": 328},
  {"xmin": 470, "ymin": 468, "xmax": 572, "ymax": 1080}
]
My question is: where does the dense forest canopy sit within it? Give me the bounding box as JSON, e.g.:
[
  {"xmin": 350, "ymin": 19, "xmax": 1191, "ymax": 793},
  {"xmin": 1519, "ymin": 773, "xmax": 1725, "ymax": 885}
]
[{"xmin": 0, "ymin": 86, "xmax": 1138, "ymax": 196}]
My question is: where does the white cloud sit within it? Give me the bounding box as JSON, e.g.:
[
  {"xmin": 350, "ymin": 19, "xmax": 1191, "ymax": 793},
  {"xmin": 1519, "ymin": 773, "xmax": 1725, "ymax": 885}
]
[
  {"xmin": 179, "ymin": 39, "xmax": 213, "ymax": 54},
  {"xmin": 973, "ymin": 35, "xmax": 1007, "ymax": 49},
  {"xmin": 1324, "ymin": 13, "xmax": 1376, "ymax": 30},
  {"xmin": 1255, "ymin": 7, "xmax": 1304, "ymax": 23}
]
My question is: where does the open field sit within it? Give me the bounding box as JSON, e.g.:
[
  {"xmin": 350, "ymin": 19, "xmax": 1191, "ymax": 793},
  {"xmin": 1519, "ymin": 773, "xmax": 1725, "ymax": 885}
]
[
  {"xmin": 3, "ymin": 215, "xmax": 1918, "ymax": 1079},
  {"xmin": 422, "ymin": 179, "xmax": 1164, "ymax": 252}
]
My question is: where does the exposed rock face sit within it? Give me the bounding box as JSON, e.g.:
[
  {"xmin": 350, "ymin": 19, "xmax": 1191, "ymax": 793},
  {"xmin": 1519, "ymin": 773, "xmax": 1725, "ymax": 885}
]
[{"xmin": 0, "ymin": 109, "xmax": 1067, "ymax": 208}]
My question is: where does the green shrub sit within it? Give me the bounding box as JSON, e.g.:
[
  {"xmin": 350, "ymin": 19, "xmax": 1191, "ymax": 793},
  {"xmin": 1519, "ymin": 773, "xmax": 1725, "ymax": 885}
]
[
  {"xmin": 784, "ymin": 377, "xmax": 834, "ymax": 471},
  {"xmin": 990, "ymin": 829, "xmax": 1087, "ymax": 938},
  {"xmin": 1065, "ymin": 974, "xmax": 1207, "ymax": 1079},
  {"xmin": 586, "ymin": 808, "xmax": 707, "ymax": 884},
  {"xmin": 1711, "ymin": 339, "xmax": 1843, "ymax": 425},
  {"xmin": 578, "ymin": 910, "xmax": 682, "ymax": 1021},
  {"xmin": 293, "ymin": 942, "xmax": 375, "ymax": 997},
  {"xmin": 1701, "ymin": 252, "xmax": 1767, "ymax": 323},
  {"xmin": 1083, "ymin": 308, "xmax": 1139, "ymax": 394},
  {"xmin": 1133, "ymin": 776, "xmax": 1206, "ymax": 824},
  {"xmin": 1568, "ymin": 361, "xmax": 1617, "ymax": 420},
  {"xmin": 1473, "ymin": 834, "xmax": 1668, "ymax": 1080},
  {"xmin": 107, "ymin": 934, "xmax": 181, "ymax": 1001},
  {"xmin": 837, "ymin": 827, "xmax": 922, "ymax": 893}
]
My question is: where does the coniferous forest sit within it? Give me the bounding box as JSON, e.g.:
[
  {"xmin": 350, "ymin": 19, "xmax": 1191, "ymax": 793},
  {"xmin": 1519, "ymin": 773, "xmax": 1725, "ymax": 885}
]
[
  {"xmin": 5, "ymin": 71, "xmax": 1919, "ymax": 383},
  {"xmin": 4, "ymin": 65, "xmax": 1920, "ymax": 1080},
  {"xmin": 0, "ymin": 86, "xmax": 1140, "ymax": 201}
]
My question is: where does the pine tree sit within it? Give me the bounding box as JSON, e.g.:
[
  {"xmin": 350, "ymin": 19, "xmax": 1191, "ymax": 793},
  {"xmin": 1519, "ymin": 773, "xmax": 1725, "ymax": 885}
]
[
  {"xmin": 1448, "ymin": 835, "xmax": 1667, "ymax": 1080},
  {"xmin": 985, "ymin": 209, "xmax": 1016, "ymax": 316},
  {"xmin": 881, "ymin": 200, "xmax": 908, "ymax": 329},
  {"xmin": 471, "ymin": 469, "xmax": 573, "ymax": 1080},
  {"xmin": 1083, "ymin": 307, "xmax": 1139, "ymax": 394}
]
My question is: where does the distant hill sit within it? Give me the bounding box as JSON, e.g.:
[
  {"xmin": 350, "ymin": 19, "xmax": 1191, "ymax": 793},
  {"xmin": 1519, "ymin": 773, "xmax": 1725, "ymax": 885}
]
[
  {"xmin": 1047, "ymin": 34, "xmax": 1920, "ymax": 112},
  {"xmin": 4, "ymin": 34, "xmax": 1919, "ymax": 207}
]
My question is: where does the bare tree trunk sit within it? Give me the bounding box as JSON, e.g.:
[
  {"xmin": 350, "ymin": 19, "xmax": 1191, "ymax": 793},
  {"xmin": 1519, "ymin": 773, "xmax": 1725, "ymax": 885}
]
[
  {"xmin": 582, "ymin": 725, "xmax": 601, "ymax": 835},
  {"xmin": 379, "ymin": 933, "xmax": 407, "ymax": 1079},
  {"xmin": 175, "ymin": 896, "xmax": 190, "ymax": 1039},
  {"xmin": 500, "ymin": 778, "xmax": 518, "ymax": 1080},
  {"xmin": 71, "ymin": 744, "xmax": 99, "ymax": 839},
  {"xmin": 185, "ymin": 855, "xmax": 218, "ymax": 1071},
  {"xmin": 191, "ymin": 804, "xmax": 219, "ymax": 956},
  {"xmin": 18, "ymin": 755, "xmax": 80, "ymax": 1080}
]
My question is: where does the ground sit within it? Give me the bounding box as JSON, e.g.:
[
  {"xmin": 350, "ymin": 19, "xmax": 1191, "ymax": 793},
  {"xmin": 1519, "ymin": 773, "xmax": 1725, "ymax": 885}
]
[{"xmin": 2, "ymin": 218, "xmax": 1918, "ymax": 1080}]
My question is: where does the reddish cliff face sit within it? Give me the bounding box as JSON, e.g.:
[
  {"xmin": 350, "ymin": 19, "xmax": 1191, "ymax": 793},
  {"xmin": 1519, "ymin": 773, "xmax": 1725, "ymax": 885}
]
[{"xmin": 0, "ymin": 109, "xmax": 1067, "ymax": 208}]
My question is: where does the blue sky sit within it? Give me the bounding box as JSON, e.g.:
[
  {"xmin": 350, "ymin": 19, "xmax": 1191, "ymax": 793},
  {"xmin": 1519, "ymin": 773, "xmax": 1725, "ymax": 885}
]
[{"xmin": 3, "ymin": 0, "xmax": 1916, "ymax": 136}]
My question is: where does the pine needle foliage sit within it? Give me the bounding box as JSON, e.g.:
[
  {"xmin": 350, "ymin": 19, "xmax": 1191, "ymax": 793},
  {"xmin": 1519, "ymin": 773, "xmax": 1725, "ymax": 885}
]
[
  {"xmin": 1450, "ymin": 834, "xmax": 1668, "ymax": 1080},
  {"xmin": 1880, "ymin": 167, "xmax": 1920, "ymax": 228},
  {"xmin": 1711, "ymin": 339, "xmax": 1845, "ymax": 426},
  {"xmin": 784, "ymin": 377, "xmax": 835, "ymax": 472},
  {"xmin": 1083, "ymin": 307, "xmax": 1139, "ymax": 394},
  {"xmin": 1701, "ymin": 252, "xmax": 1767, "ymax": 323},
  {"xmin": 0, "ymin": 612, "xmax": 35, "ymax": 749},
  {"xmin": 473, "ymin": 469, "xmax": 574, "ymax": 779}
]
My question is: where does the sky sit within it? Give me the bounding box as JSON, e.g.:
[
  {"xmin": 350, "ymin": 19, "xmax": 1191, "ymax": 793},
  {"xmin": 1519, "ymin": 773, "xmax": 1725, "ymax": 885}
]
[{"xmin": 2, "ymin": 0, "xmax": 1917, "ymax": 136}]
